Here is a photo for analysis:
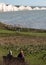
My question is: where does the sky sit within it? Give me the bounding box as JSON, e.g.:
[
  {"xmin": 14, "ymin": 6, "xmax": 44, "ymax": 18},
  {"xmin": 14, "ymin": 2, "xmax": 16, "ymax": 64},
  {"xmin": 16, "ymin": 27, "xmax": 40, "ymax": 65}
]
[{"xmin": 0, "ymin": 0, "xmax": 46, "ymax": 6}]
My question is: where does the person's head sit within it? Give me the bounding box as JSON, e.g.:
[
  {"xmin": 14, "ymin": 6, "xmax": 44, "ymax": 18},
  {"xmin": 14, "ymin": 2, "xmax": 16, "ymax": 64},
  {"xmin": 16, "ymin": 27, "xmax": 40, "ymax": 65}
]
[
  {"xmin": 20, "ymin": 49, "xmax": 25, "ymax": 58},
  {"xmin": 20, "ymin": 49, "xmax": 24, "ymax": 54},
  {"xmin": 9, "ymin": 50, "xmax": 12, "ymax": 55}
]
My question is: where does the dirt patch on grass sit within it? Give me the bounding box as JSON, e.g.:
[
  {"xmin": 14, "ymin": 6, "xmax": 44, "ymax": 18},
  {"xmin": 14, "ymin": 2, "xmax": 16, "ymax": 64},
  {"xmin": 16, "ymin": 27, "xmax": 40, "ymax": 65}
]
[{"xmin": 0, "ymin": 36, "xmax": 46, "ymax": 45}]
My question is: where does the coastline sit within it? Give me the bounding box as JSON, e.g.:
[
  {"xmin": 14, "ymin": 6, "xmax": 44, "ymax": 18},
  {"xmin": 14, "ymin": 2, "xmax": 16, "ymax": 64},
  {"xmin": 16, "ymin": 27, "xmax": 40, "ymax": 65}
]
[{"xmin": 0, "ymin": 22, "xmax": 46, "ymax": 45}]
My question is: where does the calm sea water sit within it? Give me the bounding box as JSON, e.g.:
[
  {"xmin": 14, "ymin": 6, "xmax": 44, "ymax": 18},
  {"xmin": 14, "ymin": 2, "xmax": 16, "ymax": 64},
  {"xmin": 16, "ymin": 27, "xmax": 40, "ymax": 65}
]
[{"xmin": 0, "ymin": 10, "xmax": 46, "ymax": 30}]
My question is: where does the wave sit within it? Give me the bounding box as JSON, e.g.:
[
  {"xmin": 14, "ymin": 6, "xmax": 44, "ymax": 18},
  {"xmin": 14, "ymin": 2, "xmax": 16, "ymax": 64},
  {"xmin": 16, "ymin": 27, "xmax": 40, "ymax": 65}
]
[{"xmin": 0, "ymin": 3, "xmax": 46, "ymax": 12}]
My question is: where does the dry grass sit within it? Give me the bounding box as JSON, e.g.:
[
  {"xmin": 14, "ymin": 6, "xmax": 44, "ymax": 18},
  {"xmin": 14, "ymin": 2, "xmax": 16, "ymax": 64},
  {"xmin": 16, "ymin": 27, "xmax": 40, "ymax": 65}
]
[{"xmin": 0, "ymin": 36, "xmax": 46, "ymax": 45}]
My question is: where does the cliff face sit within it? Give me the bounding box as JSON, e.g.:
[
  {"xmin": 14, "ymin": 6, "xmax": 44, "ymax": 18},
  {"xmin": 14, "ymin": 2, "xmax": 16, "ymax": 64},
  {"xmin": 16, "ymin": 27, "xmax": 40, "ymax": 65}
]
[
  {"xmin": 0, "ymin": 22, "xmax": 15, "ymax": 30},
  {"xmin": 0, "ymin": 3, "xmax": 46, "ymax": 12}
]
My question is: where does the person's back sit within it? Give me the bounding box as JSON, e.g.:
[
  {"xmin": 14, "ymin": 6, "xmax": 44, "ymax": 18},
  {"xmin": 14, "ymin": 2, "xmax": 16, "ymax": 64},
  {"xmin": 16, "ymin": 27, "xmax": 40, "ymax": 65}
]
[
  {"xmin": 17, "ymin": 50, "xmax": 25, "ymax": 61},
  {"xmin": 7, "ymin": 50, "xmax": 13, "ymax": 59}
]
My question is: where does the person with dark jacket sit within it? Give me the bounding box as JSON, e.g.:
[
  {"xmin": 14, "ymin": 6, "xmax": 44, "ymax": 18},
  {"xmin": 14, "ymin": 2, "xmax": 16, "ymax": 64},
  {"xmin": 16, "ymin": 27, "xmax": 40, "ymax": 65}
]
[{"xmin": 17, "ymin": 49, "xmax": 25, "ymax": 61}]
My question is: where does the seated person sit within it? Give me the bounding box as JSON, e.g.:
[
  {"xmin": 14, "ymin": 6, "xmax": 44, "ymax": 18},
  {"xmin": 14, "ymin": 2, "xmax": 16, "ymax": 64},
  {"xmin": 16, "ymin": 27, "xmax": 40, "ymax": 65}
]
[
  {"xmin": 7, "ymin": 50, "xmax": 13, "ymax": 59},
  {"xmin": 17, "ymin": 49, "xmax": 25, "ymax": 61}
]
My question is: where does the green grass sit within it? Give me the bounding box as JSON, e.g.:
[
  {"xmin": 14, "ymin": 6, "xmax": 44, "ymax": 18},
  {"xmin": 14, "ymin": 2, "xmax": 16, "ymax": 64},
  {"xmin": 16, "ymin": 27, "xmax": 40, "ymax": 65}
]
[
  {"xmin": 0, "ymin": 28, "xmax": 46, "ymax": 65},
  {"xmin": 26, "ymin": 54, "xmax": 46, "ymax": 65},
  {"xmin": 0, "ymin": 29, "xmax": 16, "ymax": 33},
  {"xmin": 0, "ymin": 29, "xmax": 17, "ymax": 36},
  {"xmin": 18, "ymin": 31, "xmax": 46, "ymax": 37},
  {"xmin": 0, "ymin": 29, "xmax": 46, "ymax": 37},
  {"xmin": 0, "ymin": 44, "xmax": 46, "ymax": 65}
]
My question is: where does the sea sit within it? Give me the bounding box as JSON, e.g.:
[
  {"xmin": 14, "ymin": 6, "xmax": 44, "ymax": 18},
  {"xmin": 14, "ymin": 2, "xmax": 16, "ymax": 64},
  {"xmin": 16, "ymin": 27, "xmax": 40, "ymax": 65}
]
[{"xmin": 0, "ymin": 10, "xmax": 46, "ymax": 30}]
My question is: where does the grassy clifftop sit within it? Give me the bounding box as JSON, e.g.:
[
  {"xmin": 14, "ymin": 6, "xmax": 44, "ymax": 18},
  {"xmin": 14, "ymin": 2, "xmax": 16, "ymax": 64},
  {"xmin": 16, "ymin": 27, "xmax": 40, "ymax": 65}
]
[
  {"xmin": 0, "ymin": 22, "xmax": 46, "ymax": 32},
  {"xmin": 0, "ymin": 22, "xmax": 46, "ymax": 45},
  {"xmin": 0, "ymin": 22, "xmax": 6, "ymax": 29},
  {"xmin": 0, "ymin": 22, "xmax": 46, "ymax": 37}
]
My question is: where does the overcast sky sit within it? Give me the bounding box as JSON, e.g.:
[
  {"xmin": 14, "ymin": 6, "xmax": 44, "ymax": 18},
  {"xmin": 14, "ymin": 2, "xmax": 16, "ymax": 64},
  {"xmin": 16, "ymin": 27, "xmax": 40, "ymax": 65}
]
[{"xmin": 0, "ymin": 0, "xmax": 46, "ymax": 6}]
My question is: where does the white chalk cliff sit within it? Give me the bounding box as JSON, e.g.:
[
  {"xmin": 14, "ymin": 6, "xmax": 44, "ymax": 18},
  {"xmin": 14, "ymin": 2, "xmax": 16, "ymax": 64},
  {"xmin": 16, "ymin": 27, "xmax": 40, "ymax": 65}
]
[{"xmin": 0, "ymin": 3, "xmax": 46, "ymax": 12}]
